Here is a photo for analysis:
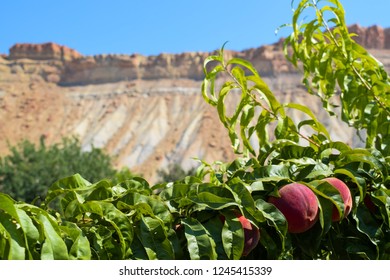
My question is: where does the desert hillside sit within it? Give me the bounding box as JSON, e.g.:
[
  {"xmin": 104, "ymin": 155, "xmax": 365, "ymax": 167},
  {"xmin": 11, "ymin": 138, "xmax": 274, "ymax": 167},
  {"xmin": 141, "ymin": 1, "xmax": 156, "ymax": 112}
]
[{"xmin": 1, "ymin": 24, "xmax": 390, "ymax": 182}]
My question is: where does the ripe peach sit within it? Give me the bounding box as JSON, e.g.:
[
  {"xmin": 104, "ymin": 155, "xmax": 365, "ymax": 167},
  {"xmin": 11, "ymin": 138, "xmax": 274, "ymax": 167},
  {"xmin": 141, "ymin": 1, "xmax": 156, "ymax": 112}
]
[
  {"xmin": 236, "ymin": 214, "xmax": 260, "ymax": 256},
  {"xmin": 219, "ymin": 211, "xmax": 260, "ymax": 256},
  {"xmin": 323, "ymin": 177, "xmax": 352, "ymax": 222},
  {"xmin": 268, "ymin": 183, "xmax": 319, "ymax": 233}
]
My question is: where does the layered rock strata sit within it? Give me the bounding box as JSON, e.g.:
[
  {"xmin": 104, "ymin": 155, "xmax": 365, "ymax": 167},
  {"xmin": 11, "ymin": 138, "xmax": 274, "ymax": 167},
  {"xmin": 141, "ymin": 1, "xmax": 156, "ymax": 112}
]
[{"xmin": 0, "ymin": 24, "xmax": 389, "ymax": 182}]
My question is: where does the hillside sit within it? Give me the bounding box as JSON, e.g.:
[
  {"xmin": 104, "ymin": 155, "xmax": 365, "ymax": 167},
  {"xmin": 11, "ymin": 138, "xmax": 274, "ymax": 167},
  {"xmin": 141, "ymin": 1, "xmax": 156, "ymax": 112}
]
[{"xmin": 1, "ymin": 24, "xmax": 390, "ymax": 182}]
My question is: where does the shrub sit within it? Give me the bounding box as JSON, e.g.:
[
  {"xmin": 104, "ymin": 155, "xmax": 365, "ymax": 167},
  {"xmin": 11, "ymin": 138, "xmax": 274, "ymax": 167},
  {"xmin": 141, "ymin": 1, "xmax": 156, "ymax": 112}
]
[
  {"xmin": 157, "ymin": 163, "xmax": 197, "ymax": 183},
  {"xmin": 0, "ymin": 136, "xmax": 116, "ymax": 203}
]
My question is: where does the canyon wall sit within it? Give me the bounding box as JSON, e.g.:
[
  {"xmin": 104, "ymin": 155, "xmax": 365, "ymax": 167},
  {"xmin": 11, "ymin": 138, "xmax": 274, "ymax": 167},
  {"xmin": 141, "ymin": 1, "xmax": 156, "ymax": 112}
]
[{"xmin": 0, "ymin": 24, "xmax": 389, "ymax": 182}]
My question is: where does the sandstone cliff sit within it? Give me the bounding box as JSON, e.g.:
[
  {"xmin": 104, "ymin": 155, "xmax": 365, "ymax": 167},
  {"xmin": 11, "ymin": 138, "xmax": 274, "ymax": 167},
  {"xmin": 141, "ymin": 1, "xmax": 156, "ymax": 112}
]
[
  {"xmin": 0, "ymin": 25, "xmax": 389, "ymax": 183},
  {"xmin": 9, "ymin": 42, "xmax": 83, "ymax": 61}
]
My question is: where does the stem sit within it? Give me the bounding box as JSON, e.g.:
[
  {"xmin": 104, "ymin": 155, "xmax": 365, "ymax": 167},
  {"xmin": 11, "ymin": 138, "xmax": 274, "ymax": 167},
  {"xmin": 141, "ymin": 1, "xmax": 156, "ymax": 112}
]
[
  {"xmin": 297, "ymin": 131, "xmax": 321, "ymax": 147},
  {"xmin": 224, "ymin": 61, "xmax": 322, "ymax": 148},
  {"xmin": 223, "ymin": 63, "xmax": 277, "ymax": 118}
]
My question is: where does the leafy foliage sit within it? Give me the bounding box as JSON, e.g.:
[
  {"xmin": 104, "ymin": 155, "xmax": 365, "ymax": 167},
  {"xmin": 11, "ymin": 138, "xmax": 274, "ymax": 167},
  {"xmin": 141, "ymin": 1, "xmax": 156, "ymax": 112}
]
[
  {"xmin": 157, "ymin": 163, "xmax": 197, "ymax": 183},
  {"xmin": 0, "ymin": 0, "xmax": 389, "ymax": 260},
  {"xmin": 284, "ymin": 0, "xmax": 390, "ymax": 154},
  {"xmin": 0, "ymin": 137, "xmax": 117, "ymax": 203}
]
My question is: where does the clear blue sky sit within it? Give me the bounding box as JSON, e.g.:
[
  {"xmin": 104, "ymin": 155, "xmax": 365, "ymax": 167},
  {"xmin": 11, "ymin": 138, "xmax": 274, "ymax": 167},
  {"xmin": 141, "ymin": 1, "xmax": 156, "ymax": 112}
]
[{"xmin": 1, "ymin": 0, "xmax": 390, "ymax": 56}]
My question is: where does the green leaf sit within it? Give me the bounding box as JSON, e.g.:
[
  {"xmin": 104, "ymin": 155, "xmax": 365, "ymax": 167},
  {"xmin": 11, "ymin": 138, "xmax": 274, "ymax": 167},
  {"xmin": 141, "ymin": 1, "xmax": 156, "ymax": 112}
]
[
  {"xmin": 308, "ymin": 180, "xmax": 345, "ymax": 221},
  {"xmin": 0, "ymin": 194, "xmax": 41, "ymax": 259},
  {"xmin": 226, "ymin": 178, "xmax": 265, "ymax": 223},
  {"xmin": 45, "ymin": 173, "xmax": 92, "ymax": 211},
  {"xmin": 253, "ymin": 165, "xmax": 291, "ymax": 182},
  {"xmin": 0, "ymin": 193, "xmax": 19, "ymax": 219},
  {"xmin": 119, "ymin": 192, "xmax": 172, "ymax": 225},
  {"xmin": 129, "ymin": 235, "xmax": 149, "ymax": 260},
  {"xmin": 0, "ymin": 213, "xmax": 26, "ymax": 260},
  {"xmin": 166, "ymin": 227, "xmax": 184, "ymax": 260},
  {"xmin": 354, "ymin": 205, "xmax": 383, "ymax": 245},
  {"xmin": 61, "ymin": 222, "xmax": 91, "ymax": 260},
  {"xmin": 248, "ymin": 75, "xmax": 284, "ymax": 117},
  {"xmin": 15, "ymin": 207, "xmax": 40, "ymax": 259},
  {"xmin": 85, "ymin": 179, "xmax": 113, "ymax": 201},
  {"xmin": 188, "ymin": 184, "xmax": 237, "ymax": 210},
  {"xmin": 190, "ymin": 192, "xmax": 237, "ymax": 210},
  {"xmin": 37, "ymin": 213, "xmax": 69, "ymax": 260},
  {"xmin": 286, "ymin": 0, "xmax": 390, "ymax": 154},
  {"xmin": 226, "ymin": 57, "xmax": 260, "ymax": 76},
  {"xmin": 255, "ymin": 199, "xmax": 288, "ymax": 240},
  {"xmin": 334, "ymin": 168, "xmax": 366, "ymax": 203},
  {"xmin": 316, "ymin": 196, "xmax": 334, "ymax": 235},
  {"xmin": 88, "ymin": 225, "xmax": 119, "ymax": 260},
  {"xmin": 159, "ymin": 183, "xmax": 190, "ymax": 202},
  {"xmin": 202, "ymin": 215, "xmax": 228, "ymax": 259},
  {"xmin": 118, "ymin": 177, "xmax": 151, "ymax": 195},
  {"xmin": 65, "ymin": 201, "xmax": 133, "ymax": 259},
  {"xmin": 220, "ymin": 210, "xmax": 244, "ymax": 260},
  {"xmin": 182, "ymin": 217, "xmax": 218, "ymax": 260},
  {"xmin": 370, "ymin": 189, "xmax": 390, "ymax": 226},
  {"xmin": 285, "ymin": 103, "xmax": 330, "ymax": 140},
  {"xmin": 137, "ymin": 215, "xmax": 174, "ymax": 260},
  {"xmin": 292, "ymin": 220, "xmax": 324, "ymax": 259}
]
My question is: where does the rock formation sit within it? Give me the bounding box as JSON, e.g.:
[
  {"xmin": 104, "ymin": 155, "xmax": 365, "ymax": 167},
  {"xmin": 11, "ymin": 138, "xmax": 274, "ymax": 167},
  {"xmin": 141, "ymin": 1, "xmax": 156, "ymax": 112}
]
[
  {"xmin": 0, "ymin": 25, "xmax": 389, "ymax": 183},
  {"xmin": 9, "ymin": 42, "xmax": 82, "ymax": 61},
  {"xmin": 349, "ymin": 24, "xmax": 388, "ymax": 49},
  {"xmin": 4, "ymin": 25, "xmax": 390, "ymax": 86}
]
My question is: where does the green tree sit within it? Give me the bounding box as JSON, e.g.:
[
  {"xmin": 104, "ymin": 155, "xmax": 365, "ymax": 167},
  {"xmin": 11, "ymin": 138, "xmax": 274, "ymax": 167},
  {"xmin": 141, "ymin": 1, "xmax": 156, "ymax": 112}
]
[
  {"xmin": 0, "ymin": 136, "xmax": 116, "ymax": 203},
  {"xmin": 157, "ymin": 163, "xmax": 197, "ymax": 183},
  {"xmin": 109, "ymin": 166, "xmax": 138, "ymax": 185}
]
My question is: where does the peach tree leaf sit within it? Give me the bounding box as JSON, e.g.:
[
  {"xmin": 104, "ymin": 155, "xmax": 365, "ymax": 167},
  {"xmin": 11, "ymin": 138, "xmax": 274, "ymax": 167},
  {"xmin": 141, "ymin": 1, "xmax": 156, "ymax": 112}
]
[
  {"xmin": 182, "ymin": 217, "xmax": 218, "ymax": 260},
  {"xmin": 220, "ymin": 210, "xmax": 244, "ymax": 260}
]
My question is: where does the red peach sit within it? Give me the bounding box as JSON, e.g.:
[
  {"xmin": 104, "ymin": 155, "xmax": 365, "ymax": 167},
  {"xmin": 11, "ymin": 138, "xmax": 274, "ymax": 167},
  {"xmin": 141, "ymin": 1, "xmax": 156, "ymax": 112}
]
[
  {"xmin": 236, "ymin": 213, "xmax": 260, "ymax": 256},
  {"xmin": 323, "ymin": 177, "xmax": 352, "ymax": 222},
  {"xmin": 268, "ymin": 183, "xmax": 319, "ymax": 234}
]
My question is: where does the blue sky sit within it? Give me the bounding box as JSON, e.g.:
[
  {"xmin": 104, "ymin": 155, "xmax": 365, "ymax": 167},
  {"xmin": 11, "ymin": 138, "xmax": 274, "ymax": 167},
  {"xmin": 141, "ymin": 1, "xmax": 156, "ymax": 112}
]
[{"xmin": 1, "ymin": 1, "xmax": 390, "ymax": 56}]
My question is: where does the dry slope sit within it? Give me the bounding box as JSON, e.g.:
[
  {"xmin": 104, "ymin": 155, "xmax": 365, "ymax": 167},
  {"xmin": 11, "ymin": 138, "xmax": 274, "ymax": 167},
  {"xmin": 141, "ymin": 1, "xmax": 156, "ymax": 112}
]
[{"xmin": 1, "ymin": 25, "xmax": 390, "ymax": 182}]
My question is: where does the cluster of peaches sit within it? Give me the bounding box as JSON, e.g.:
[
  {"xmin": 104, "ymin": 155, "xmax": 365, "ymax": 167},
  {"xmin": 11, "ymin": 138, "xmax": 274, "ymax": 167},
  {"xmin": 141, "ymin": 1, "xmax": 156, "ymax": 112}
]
[
  {"xmin": 230, "ymin": 177, "xmax": 353, "ymax": 256},
  {"xmin": 269, "ymin": 177, "xmax": 353, "ymax": 233}
]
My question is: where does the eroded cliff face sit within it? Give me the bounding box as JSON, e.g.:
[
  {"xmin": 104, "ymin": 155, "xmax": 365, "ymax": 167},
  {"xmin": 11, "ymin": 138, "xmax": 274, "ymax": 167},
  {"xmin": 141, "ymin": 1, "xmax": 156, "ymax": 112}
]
[
  {"xmin": 0, "ymin": 25, "xmax": 389, "ymax": 182},
  {"xmin": 0, "ymin": 77, "xmax": 237, "ymax": 181},
  {"xmin": 9, "ymin": 42, "xmax": 83, "ymax": 61}
]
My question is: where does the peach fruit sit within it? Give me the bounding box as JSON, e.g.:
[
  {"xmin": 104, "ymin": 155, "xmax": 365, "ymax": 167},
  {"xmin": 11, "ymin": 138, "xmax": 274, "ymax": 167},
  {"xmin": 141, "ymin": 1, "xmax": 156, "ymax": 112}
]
[
  {"xmin": 268, "ymin": 183, "xmax": 319, "ymax": 234},
  {"xmin": 323, "ymin": 177, "xmax": 352, "ymax": 222},
  {"xmin": 236, "ymin": 213, "xmax": 260, "ymax": 256}
]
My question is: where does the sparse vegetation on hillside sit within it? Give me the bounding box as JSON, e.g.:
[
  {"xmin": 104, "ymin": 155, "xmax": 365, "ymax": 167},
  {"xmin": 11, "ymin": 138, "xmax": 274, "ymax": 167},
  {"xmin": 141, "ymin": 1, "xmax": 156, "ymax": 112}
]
[
  {"xmin": 156, "ymin": 163, "xmax": 197, "ymax": 183},
  {"xmin": 0, "ymin": 136, "xmax": 117, "ymax": 203}
]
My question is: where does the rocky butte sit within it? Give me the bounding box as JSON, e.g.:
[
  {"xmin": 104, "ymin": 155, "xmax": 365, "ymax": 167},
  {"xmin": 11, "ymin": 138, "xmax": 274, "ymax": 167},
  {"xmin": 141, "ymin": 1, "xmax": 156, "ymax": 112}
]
[
  {"xmin": 0, "ymin": 24, "xmax": 389, "ymax": 182},
  {"xmin": 9, "ymin": 42, "xmax": 83, "ymax": 61}
]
